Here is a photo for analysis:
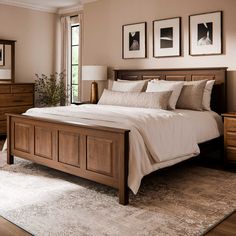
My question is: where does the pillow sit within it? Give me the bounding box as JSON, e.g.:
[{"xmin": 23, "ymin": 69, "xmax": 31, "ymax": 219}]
[
  {"xmin": 202, "ymin": 80, "xmax": 215, "ymax": 111},
  {"xmin": 146, "ymin": 80, "xmax": 184, "ymax": 110},
  {"xmin": 111, "ymin": 80, "xmax": 147, "ymax": 92},
  {"xmin": 176, "ymin": 80, "xmax": 207, "ymax": 111},
  {"xmin": 98, "ymin": 89, "xmax": 172, "ymax": 109}
]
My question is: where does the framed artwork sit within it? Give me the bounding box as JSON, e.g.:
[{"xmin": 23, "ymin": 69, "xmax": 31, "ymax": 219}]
[
  {"xmin": 0, "ymin": 44, "xmax": 5, "ymax": 66},
  {"xmin": 153, "ymin": 17, "xmax": 181, "ymax": 58},
  {"xmin": 189, "ymin": 11, "xmax": 222, "ymax": 56},
  {"xmin": 122, "ymin": 22, "xmax": 147, "ymax": 59}
]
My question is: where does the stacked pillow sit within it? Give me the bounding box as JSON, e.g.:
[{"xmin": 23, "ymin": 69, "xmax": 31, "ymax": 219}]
[
  {"xmin": 101, "ymin": 78, "xmax": 215, "ymax": 111},
  {"xmin": 146, "ymin": 80, "xmax": 184, "ymax": 110}
]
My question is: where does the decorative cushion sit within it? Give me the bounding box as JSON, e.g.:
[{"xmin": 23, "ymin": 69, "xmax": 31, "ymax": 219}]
[
  {"xmin": 202, "ymin": 80, "xmax": 215, "ymax": 111},
  {"xmin": 176, "ymin": 80, "xmax": 207, "ymax": 111},
  {"xmin": 98, "ymin": 89, "xmax": 172, "ymax": 109},
  {"xmin": 146, "ymin": 80, "xmax": 184, "ymax": 110},
  {"xmin": 111, "ymin": 80, "xmax": 148, "ymax": 92}
]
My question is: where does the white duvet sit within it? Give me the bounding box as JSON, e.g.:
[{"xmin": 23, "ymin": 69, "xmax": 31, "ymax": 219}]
[{"xmin": 24, "ymin": 104, "xmax": 222, "ymax": 194}]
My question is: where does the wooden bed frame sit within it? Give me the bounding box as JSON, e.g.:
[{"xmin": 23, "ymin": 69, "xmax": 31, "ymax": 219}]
[{"xmin": 7, "ymin": 67, "xmax": 227, "ymax": 205}]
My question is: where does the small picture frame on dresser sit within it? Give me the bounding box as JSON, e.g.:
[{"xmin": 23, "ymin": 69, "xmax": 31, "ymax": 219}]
[{"xmin": 0, "ymin": 44, "xmax": 5, "ymax": 66}]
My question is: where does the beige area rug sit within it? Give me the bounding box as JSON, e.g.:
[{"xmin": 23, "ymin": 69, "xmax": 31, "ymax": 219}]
[{"xmin": 0, "ymin": 152, "xmax": 235, "ymax": 236}]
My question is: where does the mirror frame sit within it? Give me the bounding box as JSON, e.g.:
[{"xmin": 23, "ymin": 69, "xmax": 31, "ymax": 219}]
[{"xmin": 0, "ymin": 39, "xmax": 16, "ymax": 83}]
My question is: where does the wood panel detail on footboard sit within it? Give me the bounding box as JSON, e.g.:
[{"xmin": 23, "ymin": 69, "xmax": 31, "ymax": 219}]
[{"xmin": 7, "ymin": 114, "xmax": 130, "ymax": 205}]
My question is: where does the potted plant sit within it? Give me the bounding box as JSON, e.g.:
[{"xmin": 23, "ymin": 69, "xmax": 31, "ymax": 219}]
[{"xmin": 35, "ymin": 72, "xmax": 68, "ymax": 107}]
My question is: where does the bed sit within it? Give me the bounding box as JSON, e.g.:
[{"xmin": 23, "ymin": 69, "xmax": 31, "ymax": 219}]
[{"xmin": 7, "ymin": 67, "xmax": 227, "ymax": 205}]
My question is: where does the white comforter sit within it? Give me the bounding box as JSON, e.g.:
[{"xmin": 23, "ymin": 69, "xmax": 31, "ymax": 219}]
[{"xmin": 24, "ymin": 105, "xmax": 222, "ymax": 194}]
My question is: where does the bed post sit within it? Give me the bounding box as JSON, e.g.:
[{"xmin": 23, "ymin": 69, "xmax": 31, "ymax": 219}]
[
  {"xmin": 7, "ymin": 115, "xmax": 14, "ymax": 164},
  {"xmin": 119, "ymin": 131, "xmax": 129, "ymax": 205}
]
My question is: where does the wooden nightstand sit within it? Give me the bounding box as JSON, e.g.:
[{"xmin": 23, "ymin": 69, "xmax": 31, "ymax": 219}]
[{"xmin": 222, "ymin": 113, "xmax": 236, "ymax": 164}]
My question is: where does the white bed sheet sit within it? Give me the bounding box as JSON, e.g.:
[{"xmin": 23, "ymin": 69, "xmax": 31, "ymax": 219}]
[{"xmin": 22, "ymin": 105, "xmax": 223, "ymax": 194}]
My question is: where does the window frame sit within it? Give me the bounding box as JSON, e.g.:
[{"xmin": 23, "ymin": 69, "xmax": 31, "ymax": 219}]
[{"xmin": 70, "ymin": 23, "xmax": 80, "ymax": 104}]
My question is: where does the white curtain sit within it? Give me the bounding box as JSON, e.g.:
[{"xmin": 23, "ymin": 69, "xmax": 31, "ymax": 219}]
[
  {"xmin": 60, "ymin": 16, "xmax": 71, "ymax": 103},
  {"xmin": 58, "ymin": 13, "xmax": 83, "ymax": 104}
]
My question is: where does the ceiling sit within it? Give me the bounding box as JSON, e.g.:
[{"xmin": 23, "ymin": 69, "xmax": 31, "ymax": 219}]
[{"xmin": 0, "ymin": 0, "xmax": 97, "ymax": 13}]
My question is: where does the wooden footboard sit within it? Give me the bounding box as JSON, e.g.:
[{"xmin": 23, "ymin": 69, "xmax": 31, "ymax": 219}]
[{"xmin": 7, "ymin": 114, "xmax": 130, "ymax": 205}]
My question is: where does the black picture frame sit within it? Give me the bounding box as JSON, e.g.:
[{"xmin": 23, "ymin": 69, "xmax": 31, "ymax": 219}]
[
  {"xmin": 153, "ymin": 17, "xmax": 181, "ymax": 58},
  {"xmin": 122, "ymin": 22, "xmax": 147, "ymax": 59},
  {"xmin": 189, "ymin": 11, "xmax": 223, "ymax": 56}
]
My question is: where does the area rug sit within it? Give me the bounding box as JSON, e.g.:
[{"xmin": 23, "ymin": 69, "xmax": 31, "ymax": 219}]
[{"xmin": 0, "ymin": 152, "xmax": 235, "ymax": 236}]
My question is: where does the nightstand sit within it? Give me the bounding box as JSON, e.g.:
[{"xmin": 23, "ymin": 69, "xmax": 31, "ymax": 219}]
[{"xmin": 222, "ymin": 113, "xmax": 236, "ymax": 164}]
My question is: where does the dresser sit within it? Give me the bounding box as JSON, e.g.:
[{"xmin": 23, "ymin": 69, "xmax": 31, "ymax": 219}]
[
  {"xmin": 0, "ymin": 83, "xmax": 34, "ymax": 134},
  {"xmin": 222, "ymin": 113, "xmax": 236, "ymax": 164}
]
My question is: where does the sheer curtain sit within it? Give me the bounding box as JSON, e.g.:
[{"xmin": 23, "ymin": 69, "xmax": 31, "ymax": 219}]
[{"xmin": 58, "ymin": 13, "xmax": 83, "ymax": 104}]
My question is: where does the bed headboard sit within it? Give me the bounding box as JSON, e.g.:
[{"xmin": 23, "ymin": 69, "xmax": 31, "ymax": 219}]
[{"xmin": 114, "ymin": 67, "xmax": 227, "ymax": 114}]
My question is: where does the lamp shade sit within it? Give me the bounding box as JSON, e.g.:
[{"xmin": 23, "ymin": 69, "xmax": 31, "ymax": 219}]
[{"xmin": 82, "ymin": 65, "xmax": 107, "ymax": 81}]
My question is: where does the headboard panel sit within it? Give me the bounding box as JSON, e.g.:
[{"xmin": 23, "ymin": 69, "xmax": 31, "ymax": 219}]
[{"xmin": 114, "ymin": 67, "xmax": 227, "ymax": 114}]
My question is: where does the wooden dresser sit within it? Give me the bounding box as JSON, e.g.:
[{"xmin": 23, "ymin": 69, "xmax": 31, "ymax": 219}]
[
  {"xmin": 0, "ymin": 83, "xmax": 34, "ymax": 134},
  {"xmin": 222, "ymin": 113, "xmax": 236, "ymax": 164}
]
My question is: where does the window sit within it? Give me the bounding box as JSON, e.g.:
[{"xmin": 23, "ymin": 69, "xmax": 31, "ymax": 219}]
[{"xmin": 71, "ymin": 24, "xmax": 80, "ymax": 103}]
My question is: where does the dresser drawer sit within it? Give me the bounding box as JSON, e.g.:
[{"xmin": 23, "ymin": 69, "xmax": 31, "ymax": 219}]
[
  {"xmin": 0, "ymin": 93, "xmax": 34, "ymax": 107},
  {"xmin": 11, "ymin": 84, "xmax": 34, "ymax": 93},
  {"xmin": 225, "ymin": 118, "xmax": 236, "ymax": 132},
  {"xmin": 225, "ymin": 147, "xmax": 236, "ymax": 162},
  {"xmin": 0, "ymin": 106, "xmax": 33, "ymax": 120},
  {"xmin": 0, "ymin": 85, "xmax": 11, "ymax": 94}
]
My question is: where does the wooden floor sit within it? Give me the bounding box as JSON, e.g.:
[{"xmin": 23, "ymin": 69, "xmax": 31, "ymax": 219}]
[
  {"xmin": 0, "ymin": 216, "xmax": 32, "ymax": 236},
  {"xmin": 0, "ymin": 136, "xmax": 235, "ymax": 235},
  {"xmin": 205, "ymin": 211, "xmax": 236, "ymax": 236}
]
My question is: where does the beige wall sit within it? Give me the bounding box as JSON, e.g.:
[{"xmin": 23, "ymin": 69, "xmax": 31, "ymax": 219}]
[
  {"xmin": 83, "ymin": 0, "xmax": 236, "ymax": 111},
  {"xmin": 0, "ymin": 4, "xmax": 57, "ymax": 83}
]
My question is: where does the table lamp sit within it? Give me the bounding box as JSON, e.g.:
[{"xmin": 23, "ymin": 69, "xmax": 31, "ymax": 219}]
[{"xmin": 82, "ymin": 65, "xmax": 107, "ymax": 104}]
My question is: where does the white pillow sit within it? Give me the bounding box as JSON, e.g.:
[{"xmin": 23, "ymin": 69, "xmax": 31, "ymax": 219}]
[
  {"xmin": 202, "ymin": 80, "xmax": 215, "ymax": 111},
  {"xmin": 98, "ymin": 89, "xmax": 172, "ymax": 109},
  {"xmin": 111, "ymin": 80, "xmax": 147, "ymax": 92},
  {"xmin": 146, "ymin": 80, "xmax": 184, "ymax": 110}
]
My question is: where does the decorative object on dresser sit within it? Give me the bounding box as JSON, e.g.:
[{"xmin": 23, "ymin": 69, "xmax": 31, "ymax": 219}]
[
  {"xmin": 0, "ymin": 44, "xmax": 5, "ymax": 66},
  {"xmin": 82, "ymin": 65, "xmax": 107, "ymax": 104},
  {"xmin": 0, "ymin": 39, "xmax": 16, "ymax": 82},
  {"xmin": 122, "ymin": 22, "xmax": 147, "ymax": 59},
  {"xmin": 0, "ymin": 83, "xmax": 34, "ymax": 134},
  {"xmin": 189, "ymin": 11, "xmax": 222, "ymax": 56},
  {"xmin": 7, "ymin": 68, "xmax": 227, "ymax": 205},
  {"xmin": 153, "ymin": 17, "xmax": 181, "ymax": 58},
  {"xmin": 222, "ymin": 113, "xmax": 236, "ymax": 164}
]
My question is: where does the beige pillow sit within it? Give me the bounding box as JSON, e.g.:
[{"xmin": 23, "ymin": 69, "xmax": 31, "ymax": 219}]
[
  {"xmin": 202, "ymin": 80, "xmax": 215, "ymax": 111},
  {"xmin": 98, "ymin": 89, "xmax": 172, "ymax": 109},
  {"xmin": 176, "ymin": 80, "xmax": 207, "ymax": 110},
  {"xmin": 111, "ymin": 80, "xmax": 147, "ymax": 92},
  {"xmin": 146, "ymin": 80, "xmax": 184, "ymax": 110}
]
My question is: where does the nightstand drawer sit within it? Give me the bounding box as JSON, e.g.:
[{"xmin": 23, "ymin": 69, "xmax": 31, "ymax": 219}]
[
  {"xmin": 225, "ymin": 131, "xmax": 236, "ymax": 146},
  {"xmin": 225, "ymin": 118, "xmax": 236, "ymax": 132},
  {"xmin": 225, "ymin": 147, "xmax": 236, "ymax": 162}
]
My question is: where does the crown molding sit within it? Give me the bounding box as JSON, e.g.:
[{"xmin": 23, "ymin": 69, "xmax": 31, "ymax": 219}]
[
  {"xmin": 0, "ymin": 0, "xmax": 58, "ymax": 13},
  {"xmin": 0, "ymin": 0, "xmax": 98, "ymax": 14},
  {"xmin": 57, "ymin": 5, "xmax": 84, "ymax": 15}
]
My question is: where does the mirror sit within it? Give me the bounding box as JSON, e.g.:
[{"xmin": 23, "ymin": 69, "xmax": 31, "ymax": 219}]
[{"xmin": 0, "ymin": 39, "xmax": 16, "ymax": 83}]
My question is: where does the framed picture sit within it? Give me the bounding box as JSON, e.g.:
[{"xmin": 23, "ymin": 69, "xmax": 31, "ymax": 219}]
[
  {"xmin": 153, "ymin": 17, "xmax": 181, "ymax": 58},
  {"xmin": 189, "ymin": 11, "xmax": 222, "ymax": 56},
  {"xmin": 0, "ymin": 44, "xmax": 5, "ymax": 66},
  {"xmin": 122, "ymin": 22, "xmax": 147, "ymax": 59}
]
